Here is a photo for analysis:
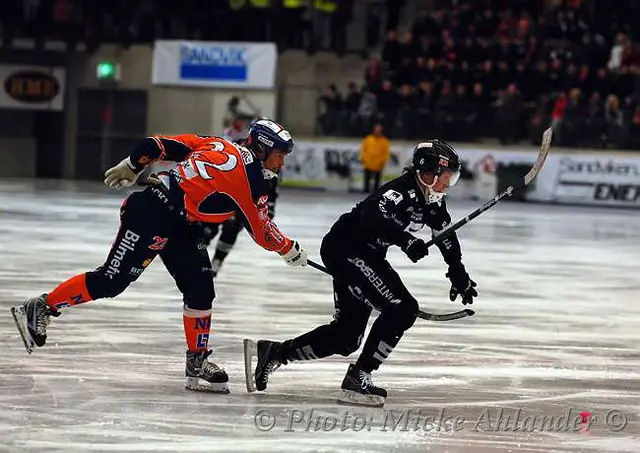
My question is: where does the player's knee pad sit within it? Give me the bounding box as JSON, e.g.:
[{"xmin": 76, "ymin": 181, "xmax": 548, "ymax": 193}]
[
  {"xmin": 330, "ymin": 320, "xmax": 363, "ymax": 356},
  {"xmin": 386, "ymin": 298, "xmax": 419, "ymax": 332},
  {"xmin": 183, "ymin": 279, "xmax": 215, "ymax": 311},
  {"xmin": 85, "ymin": 268, "xmax": 132, "ymax": 299},
  {"xmin": 219, "ymin": 217, "xmax": 242, "ymax": 245},
  {"xmin": 201, "ymin": 224, "xmax": 219, "ymax": 246}
]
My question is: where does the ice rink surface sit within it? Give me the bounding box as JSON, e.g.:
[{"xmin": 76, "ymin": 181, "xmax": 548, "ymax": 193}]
[{"xmin": 0, "ymin": 179, "xmax": 639, "ymax": 453}]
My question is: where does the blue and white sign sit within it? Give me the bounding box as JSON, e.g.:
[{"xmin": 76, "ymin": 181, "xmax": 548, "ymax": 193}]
[{"xmin": 152, "ymin": 40, "xmax": 277, "ymax": 89}]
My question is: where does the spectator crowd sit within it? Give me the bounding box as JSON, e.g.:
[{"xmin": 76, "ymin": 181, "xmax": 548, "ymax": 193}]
[
  {"xmin": 318, "ymin": 0, "xmax": 640, "ymax": 150},
  {"xmin": 2, "ymin": 0, "xmax": 639, "ymax": 150},
  {"xmin": 0, "ymin": 0, "xmax": 359, "ymax": 54}
]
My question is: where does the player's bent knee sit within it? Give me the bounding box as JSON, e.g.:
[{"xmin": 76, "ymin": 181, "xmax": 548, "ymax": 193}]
[
  {"xmin": 220, "ymin": 218, "xmax": 242, "ymax": 244},
  {"xmin": 387, "ymin": 298, "xmax": 419, "ymax": 331},
  {"xmin": 336, "ymin": 338, "xmax": 362, "ymax": 356}
]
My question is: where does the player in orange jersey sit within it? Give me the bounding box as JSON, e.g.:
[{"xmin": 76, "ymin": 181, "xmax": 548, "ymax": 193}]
[
  {"xmin": 10, "ymin": 119, "xmax": 307, "ymax": 394},
  {"xmin": 201, "ymin": 117, "xmax": 281, "ymax": 278}
]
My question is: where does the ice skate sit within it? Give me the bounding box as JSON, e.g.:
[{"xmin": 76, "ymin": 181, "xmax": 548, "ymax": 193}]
[
  {"xmin": 243, "ymin": 339, "xmax": 284, "ymax": 392},
  {"xmin": 185, "ymin": 349, "xmax": 229, "ymax": 393},
  {"xmin": 10, "ymin": 293, "xmax": 60, "ymax": 354},
  {"xmin": 337, "ymin": 364, "xmax": 387, "ymax": 407}
]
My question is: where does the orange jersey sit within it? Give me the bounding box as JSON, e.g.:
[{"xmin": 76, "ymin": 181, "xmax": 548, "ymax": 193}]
[{"xmin": 129, "ymin": 134, "xmax": 292, "ymax": 254}]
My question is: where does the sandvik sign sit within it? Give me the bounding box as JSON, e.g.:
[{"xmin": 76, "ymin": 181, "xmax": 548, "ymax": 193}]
[{"xmin": 152, "ymin": 40, "xmax": 277, "ymax": 89}]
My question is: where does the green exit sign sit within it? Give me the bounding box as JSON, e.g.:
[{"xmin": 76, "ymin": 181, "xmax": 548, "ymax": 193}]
[{"xmin": 96, "ymin": 62, "xmax": 120, "ymax": 81}]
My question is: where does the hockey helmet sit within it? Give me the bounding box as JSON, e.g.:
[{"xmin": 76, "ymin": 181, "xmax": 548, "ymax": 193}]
[
  {"xmin": 247, "ymin": 119, "xmax": 294, "ymax": 158},
  {"xmin": 412, "ymin": 140, "xmax": 461, "ymax": 203}
]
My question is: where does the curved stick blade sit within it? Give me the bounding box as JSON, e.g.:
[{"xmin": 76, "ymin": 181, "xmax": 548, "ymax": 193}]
[{"xmin": 524, "ymin": 127, "xmax": 553, "ymax": 186}]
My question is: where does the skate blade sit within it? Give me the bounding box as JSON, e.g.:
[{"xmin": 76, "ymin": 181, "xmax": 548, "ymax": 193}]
[
  {"xmin": 10, "ymin": 306, "xmax": 35, "ymax": 354},
  {"xmin": 337, "ymin": 389, "xmax": 386, "ymax": 408},
  {"xmin": 185, "ymin": 377, "xmax": 230, "ymax": 394},
  {"xmin": 243, "ymin": 338, "xmax": 257, "ymax": 393}
]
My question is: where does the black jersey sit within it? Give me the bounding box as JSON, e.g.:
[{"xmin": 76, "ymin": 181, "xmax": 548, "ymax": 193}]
[{"xmin": 329, "ymin": 171, "xmax": 463, "ymax": 265}]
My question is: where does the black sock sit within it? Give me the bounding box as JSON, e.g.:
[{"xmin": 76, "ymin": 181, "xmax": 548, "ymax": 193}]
[
  {"xmin": 355, "ymin": 314, "xmax": 403, "ymax": 373},
  {"xmin": 278, "ymin": 325, "xmax": 337, "ymax": 363}
]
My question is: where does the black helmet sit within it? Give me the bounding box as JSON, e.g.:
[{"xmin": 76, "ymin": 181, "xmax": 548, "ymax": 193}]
[
  {"xmin": 412, "ymin": 139, "xmax": 461, "ymax": 175},
  {"xmin": 411, "ymin": 140, "xmax": 461, "ymax": 203}
]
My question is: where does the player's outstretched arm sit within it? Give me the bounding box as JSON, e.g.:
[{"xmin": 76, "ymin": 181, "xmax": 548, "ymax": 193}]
[
  {"xmin": 104, "ymin": 135, "xmax": 198, "ymax": 188},
  {"xmin": 240, "ymin": 196, "xmax": 307, "ymax": 267}
]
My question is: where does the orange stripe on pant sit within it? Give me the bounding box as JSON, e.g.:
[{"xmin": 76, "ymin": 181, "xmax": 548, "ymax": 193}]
[
  {"xmin": 183, "ymin": 307, "xmax": 212, "ymax": 352},
  {"xmin": 47, "ymin": 273, "xmax": 92, "ymax": 310}
]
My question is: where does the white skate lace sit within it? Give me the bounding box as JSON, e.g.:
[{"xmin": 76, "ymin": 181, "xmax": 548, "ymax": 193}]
[
  {"xmin": 358, "ymin": 370, "xmax": 374, "ymax": 389},
  {"xmin": 190, "ymin": 350, "xmax": 224, "ymax": 378},
  {"xmin": 265, "ymin": 360, "xmax": 281, "ymax": 377},
  {"xmin": 201, "ymin": 361, "xmax": 223, "ymax": 377},
  {"xmin": 36, "ymin": 314, "xmax": 49, "ymax": 335},
  {"xmin": 34, "ymin": 300, "xmax": 52, "ymax": 335}
]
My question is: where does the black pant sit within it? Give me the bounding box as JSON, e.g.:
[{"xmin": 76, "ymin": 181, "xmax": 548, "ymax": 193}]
[
  {"xmin": 85, "ymin": 187, "xmax": 214, "ymax": 311},
  {"xmin": 363, "ymin": 169, "xmax": 381, "ymax": 193},
  {"xmin": 278, "ymin": 227, "xmax": 418, "ymax": 372}
]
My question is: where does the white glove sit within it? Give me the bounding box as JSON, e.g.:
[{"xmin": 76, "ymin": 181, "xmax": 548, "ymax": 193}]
[
  {"xmin": 104, "ymin": 158, "xmax": 139, "ymax": 189},
  {"xmin": 281, "ymin": 241, "xmax": 308, "ymax": 267}
]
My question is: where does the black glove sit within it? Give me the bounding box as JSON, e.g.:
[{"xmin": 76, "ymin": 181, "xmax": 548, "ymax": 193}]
[
  {"xmin": 446, "ymin": 263, "xmax": 478, "ymax": 305},
  {"xmin": 402, "ymin": 237, "xmax": 429, "ymax": 263}
]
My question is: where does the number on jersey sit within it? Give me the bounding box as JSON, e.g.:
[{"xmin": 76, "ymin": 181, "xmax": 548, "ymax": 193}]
[{"xmin": 181, "ymin": 141, "xmax": 238, "ymax": 180}]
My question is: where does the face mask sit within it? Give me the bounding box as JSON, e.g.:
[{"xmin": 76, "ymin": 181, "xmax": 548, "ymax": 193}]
[
  {"xmin": 262, "ymin": 168, "xmax": 278, "ymax": 179},
  {"xmin": 416, "ymin": 170, "xmax": 460, "ymax": 204}
]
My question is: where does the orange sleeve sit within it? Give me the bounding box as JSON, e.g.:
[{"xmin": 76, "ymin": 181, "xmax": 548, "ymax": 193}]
[{"xmin": 241, "ymin": 194, "xmax": 293, "ymax": 254}]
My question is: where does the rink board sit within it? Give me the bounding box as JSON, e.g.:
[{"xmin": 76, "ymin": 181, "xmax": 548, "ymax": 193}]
[{"xmin": 281, "ymin": 140, "xmax": 640, "ymax": 208}]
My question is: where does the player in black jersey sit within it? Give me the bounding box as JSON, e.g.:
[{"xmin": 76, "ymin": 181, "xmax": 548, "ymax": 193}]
[{"xmin": 245, "ymin": 139, "xmax": 478, "ymax": 407}]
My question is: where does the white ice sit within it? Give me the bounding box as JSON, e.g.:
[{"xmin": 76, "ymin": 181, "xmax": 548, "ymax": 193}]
[{"xmin": 0, "ymin": 179, "xmax": 639, "ymax": 453}]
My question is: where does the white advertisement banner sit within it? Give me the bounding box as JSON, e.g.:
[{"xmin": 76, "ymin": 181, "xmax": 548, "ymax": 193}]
[
  {"xmin": 0, "ymin": 65, "xmax": 65, "ymax": 111},
  {"xmin": 546, "ymin": 155, "xmax": 640, "ymax": 206},
  {"xmin": 281, "ymin": 142, "xmax": 327, "ymax": 188},
  {"xmin": 281, "ymin": 140, "xmax": 412, "ymax": 191},
  {"xmin": 282, "ymin": 140, "xmax": 541, "ymax": 194},
  {"xmin": 281, "ymin": 138, "xmax": 640, "ymax": 208},
  {"xmin": 152, "ymin": 40, "xmax": 277, "ymax": 89}
]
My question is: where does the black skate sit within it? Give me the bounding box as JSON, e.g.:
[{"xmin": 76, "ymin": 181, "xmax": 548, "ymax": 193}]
[
  {"xmin": 243, "ymin": 339, "xmax": 284, "ymax": 392},
  {"xmin": 337, "ymin": 364, "xmax": 387, "ymax": 407},
  {"xmin": 185, "ymin": 349, "xmax": 229, "ymax": 393},
  {"xmin": 10, "ymin": 293, "xmax": 60, "ymax": 354}
]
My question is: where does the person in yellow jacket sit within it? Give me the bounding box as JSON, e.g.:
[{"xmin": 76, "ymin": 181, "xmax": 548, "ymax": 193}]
[{"xmin": 360, "ymin": 123, "xmax": 391, "ymax": 193}]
